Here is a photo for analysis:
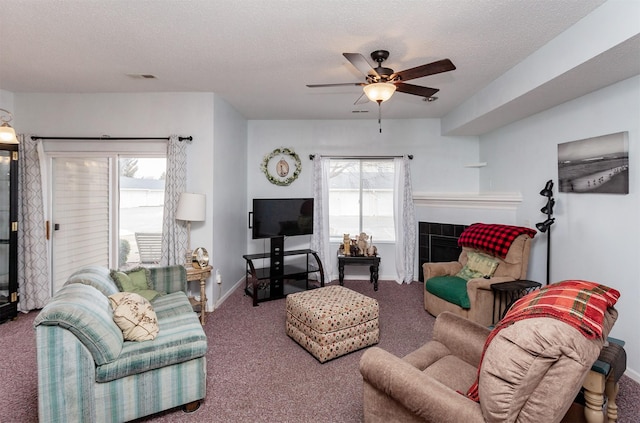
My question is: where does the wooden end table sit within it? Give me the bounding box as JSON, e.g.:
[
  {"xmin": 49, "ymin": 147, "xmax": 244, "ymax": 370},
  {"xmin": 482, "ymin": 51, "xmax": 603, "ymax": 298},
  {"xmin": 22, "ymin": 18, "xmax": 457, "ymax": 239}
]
[
  {"xmin": 337, "ymin": 254, "xmax": 381, "ymax": 291},
  {"xmin": 186, "ymin": 265, "xmax": 212, "ymax": 325}
]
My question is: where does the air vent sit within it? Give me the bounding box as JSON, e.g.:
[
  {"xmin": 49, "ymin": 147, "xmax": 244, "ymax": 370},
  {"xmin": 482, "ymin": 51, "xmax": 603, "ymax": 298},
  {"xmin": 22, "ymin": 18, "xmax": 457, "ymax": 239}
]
[
  {"xmin": 127, "ymin": 74, "xmax": 157, "ymax": 79},
  {"xmin": 351, "ymin": 110, "xmax": 369, "ymax": 113}
]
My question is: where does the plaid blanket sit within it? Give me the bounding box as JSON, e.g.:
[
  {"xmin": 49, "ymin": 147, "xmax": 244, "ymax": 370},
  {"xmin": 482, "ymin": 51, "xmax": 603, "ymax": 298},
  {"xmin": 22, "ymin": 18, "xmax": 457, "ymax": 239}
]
[
  {"xmin": 457, "ymin": 223, "xmax": 536, "ymax": 258},
  {"xmin": 466, "ymin": 280, "xmax": 620, "ymax": 402}
]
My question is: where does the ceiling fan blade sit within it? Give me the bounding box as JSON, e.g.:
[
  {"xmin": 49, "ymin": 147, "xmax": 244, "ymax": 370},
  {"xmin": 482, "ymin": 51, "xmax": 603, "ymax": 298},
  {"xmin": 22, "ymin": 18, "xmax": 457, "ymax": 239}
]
[
  {"xmin": 393, "ymin": 59, "xmax": 456, "ymax": 82},
  {"xmin": 307, "ymin": 82, "xmax": 365, "ymax": 88},
  {"xmin": 394, "ymin": 83, "xmax": 439, "ymax": 98},
  {"xmin": 343, "ymin": 53, "xmax": 380, "ymax": 78}
]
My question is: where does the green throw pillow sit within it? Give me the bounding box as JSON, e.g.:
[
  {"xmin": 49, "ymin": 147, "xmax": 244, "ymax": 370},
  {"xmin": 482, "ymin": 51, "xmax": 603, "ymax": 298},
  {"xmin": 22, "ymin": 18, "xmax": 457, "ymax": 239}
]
[
  {"xmin": 456, "ymin": 251, "xmax": 499, "ymax": 281},
  {"xmin": 110, "ymin": 268, "xmax": 164, "ymax": 302}
]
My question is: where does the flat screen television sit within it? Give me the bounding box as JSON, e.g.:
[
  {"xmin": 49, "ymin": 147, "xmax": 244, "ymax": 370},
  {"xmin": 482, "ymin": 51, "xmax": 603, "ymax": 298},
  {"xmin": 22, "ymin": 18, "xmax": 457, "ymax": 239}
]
[{"xmin": 252, "ymin": 198, "xmax": 314, "ymax": 239}]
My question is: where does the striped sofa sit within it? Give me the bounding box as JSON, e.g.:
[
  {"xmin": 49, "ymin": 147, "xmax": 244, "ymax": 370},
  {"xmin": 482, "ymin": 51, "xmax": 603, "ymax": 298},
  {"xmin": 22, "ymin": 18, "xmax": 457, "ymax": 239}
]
[{"xmin": 34, "ymin": 265, "xmax": 207, "ymax": 423}]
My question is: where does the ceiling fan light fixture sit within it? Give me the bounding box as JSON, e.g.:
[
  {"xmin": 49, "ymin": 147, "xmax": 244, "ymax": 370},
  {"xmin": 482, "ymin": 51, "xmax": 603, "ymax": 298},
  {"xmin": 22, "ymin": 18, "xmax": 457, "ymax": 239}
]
[{"xmin": 363, "ymin": 82, "xmax": 396, "ymax": 103}]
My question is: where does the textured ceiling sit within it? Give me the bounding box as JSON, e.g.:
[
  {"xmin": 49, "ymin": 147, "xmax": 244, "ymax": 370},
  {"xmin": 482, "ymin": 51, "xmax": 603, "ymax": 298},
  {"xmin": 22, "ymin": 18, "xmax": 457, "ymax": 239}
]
[{"xmin": 1, "ymin": 0, "xmax": 633, "ymax": 129}]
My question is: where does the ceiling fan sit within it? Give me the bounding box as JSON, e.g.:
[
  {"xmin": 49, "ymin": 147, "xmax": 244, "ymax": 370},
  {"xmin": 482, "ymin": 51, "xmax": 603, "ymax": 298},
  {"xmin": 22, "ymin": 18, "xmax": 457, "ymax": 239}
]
[{"xmin": 307, "ymin": 50, "xmax": 456, "ymax": 104}]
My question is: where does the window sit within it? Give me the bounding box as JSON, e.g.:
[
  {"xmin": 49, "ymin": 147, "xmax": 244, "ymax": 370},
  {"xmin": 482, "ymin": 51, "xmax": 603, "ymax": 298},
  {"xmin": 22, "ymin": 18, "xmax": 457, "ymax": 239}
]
[
  {"xmin": 328, "ymin": 159, "xmax": 395, "ymax": 242},
  {"xmin": 118, "ymin": 157, "xmax": 166, "ymax": 268}
]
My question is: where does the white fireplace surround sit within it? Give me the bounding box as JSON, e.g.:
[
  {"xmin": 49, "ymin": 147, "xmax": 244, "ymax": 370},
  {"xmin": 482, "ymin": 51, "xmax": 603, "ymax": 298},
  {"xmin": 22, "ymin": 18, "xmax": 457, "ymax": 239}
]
[{"xmin": 413, "ymin": 192, "xmax": 522, "ymax": 210}]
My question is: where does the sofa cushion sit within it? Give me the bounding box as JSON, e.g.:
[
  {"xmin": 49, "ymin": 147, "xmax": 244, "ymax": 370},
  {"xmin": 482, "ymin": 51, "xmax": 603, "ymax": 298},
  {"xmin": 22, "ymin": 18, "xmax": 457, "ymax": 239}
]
[
  {"xmin": 149, "ymin": 265, "xmax": 188, "ymax": 294},
  {"xmin": 425, "ymin": 276, "xmax": 470, "ymax": 309},
  {"xmin": 65, "ymin": 265, "xmax": 119, "ymax": 297},
  {"xmin": 151, "ymin": 291, "xmax": 196, "ymax": 318},
  {"xmin": 95, "ymin": 310, "xmax": 207, "ymax": 382},
  {"xmin": 109, "ymin": 292, "xmax": 159, "ymax": 341},
  {"xmin": 456, "ymin": 251, "xmax": 498, "ymax": 281},
  {"xmin": 34, "ymin": 283, "xmax": 123, "ymax": 365}
]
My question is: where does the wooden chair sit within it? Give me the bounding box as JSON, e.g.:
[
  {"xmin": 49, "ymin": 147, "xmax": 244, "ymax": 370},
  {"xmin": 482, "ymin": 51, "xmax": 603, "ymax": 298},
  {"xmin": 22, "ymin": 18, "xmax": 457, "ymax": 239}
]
[{"xmin": 135, "ymin": 232, "xmax": 162, "ymax": 264}]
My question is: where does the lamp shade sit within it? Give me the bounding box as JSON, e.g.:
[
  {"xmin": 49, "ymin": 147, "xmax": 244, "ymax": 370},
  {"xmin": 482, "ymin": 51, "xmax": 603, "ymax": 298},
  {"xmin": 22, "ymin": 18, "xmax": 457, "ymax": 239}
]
[
  {"xmin": 540, "ymin": 198, "xmax": 555, "ymax": 215},
  {"xmin": 0, "ymin": 108, "xmax": 18, "ymax": 144},
  {"xmin": 0, "ymin": 125, "xmax": 17, "ymax": 144},
  {"xmin": 363, "ymin": 82, "xmax": 396, "ymax": 103},
  {"xmin": 539, "ymin": 179, "xmax": 554, "ymax": 197},
  {"xmin": 176, "ymin": 193, "xmax": 206, "ymax": 222},
  {"xmin": 536, "ymin": 217, "xmax": 555, "ymax": 233}
]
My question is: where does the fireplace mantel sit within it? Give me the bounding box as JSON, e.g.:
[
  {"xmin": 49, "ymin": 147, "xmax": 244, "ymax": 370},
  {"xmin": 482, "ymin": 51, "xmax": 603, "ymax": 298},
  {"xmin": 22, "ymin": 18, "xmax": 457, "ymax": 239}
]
[{"xmin": 413, "ymin": 192, "xmax": 522, "ymax": 210}]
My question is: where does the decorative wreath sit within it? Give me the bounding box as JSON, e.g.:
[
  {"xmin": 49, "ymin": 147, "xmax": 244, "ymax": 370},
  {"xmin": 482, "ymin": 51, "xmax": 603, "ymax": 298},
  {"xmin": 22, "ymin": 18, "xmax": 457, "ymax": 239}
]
[{"xmin": 260, "ymin": 147, "xmax": 302, "ymax": 186}]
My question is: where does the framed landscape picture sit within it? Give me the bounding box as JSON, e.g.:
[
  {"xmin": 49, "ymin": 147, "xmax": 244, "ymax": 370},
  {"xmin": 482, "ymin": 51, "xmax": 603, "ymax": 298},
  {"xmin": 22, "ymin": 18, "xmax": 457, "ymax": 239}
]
[{"xmin": 557, "ymin": 132, "xmax": 629, "ymax": 194}]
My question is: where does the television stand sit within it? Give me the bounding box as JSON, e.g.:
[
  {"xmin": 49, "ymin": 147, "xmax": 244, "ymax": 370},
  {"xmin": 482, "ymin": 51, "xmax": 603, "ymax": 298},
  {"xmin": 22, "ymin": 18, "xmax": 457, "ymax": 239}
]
[{"xmin": 243, "ymin": 246, "xmax": 325, "ymax": 306}]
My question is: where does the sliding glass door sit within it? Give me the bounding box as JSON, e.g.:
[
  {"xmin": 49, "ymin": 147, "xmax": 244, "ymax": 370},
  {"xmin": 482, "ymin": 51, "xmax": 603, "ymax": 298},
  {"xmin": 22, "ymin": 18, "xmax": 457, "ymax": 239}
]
[
  {"xmin": 50, "ymin": 155, "xmax": 166, "ymax": 294},
  {"xmin": 118, "ymin": 158, "xmax": 166, "ymax": 268},
  {"xmin": 51, "ymin": 157, "xmax": 110, "ymax": 293}
]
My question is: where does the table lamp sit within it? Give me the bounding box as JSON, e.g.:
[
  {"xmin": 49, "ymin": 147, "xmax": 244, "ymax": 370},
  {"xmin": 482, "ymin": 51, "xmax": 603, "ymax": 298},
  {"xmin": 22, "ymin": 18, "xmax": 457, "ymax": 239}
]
[{"xmin": 175, "ymin": 192, "xmax": 206, "ymax": 265}]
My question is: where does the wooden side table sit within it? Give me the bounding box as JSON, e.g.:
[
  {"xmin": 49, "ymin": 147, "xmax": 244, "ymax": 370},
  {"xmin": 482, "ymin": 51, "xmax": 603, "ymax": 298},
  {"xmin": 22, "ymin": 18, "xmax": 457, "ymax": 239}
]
[
  {"xmin": 337, "ymin": 254, "xmax": 381, "ymax": 291},
  {"xmin": 186, "ymin": 265, "xmax": 212, "ymax": 325}
]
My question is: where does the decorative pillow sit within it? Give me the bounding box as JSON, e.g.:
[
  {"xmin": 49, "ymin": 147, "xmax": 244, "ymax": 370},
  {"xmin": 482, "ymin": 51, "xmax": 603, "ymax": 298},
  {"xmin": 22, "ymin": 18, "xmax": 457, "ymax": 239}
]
[
  {"xmin": 108, "ymin": 292, "xmax": 159, "ymax": 341},
  {"xmin": 110, "ymin": 267, "xmax": 163, "ymax": 301},
  {"xmin": 110, "ymin": 267, "xmax": 151, "ymax": 291},
  {"xmin": 456, "ymin": 251, "xmax": 499, "ymax": 281}
]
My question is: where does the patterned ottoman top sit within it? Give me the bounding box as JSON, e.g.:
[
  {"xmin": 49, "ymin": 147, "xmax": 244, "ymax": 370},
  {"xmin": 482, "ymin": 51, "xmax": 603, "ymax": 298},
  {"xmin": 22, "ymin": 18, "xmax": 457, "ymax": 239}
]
[{"xmin": 286, "ymin": 285, "xmax": 379, "ymax": 334}]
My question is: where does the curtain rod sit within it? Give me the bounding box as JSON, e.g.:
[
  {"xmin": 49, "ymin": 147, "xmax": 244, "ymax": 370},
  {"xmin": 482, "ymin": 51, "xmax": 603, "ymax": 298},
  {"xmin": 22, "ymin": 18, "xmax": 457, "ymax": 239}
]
[
  {"xmin": 309, "ymin": 154, "xmax": 412, "ymax": 160},
  {"xmin": 30, "ymin": 135, "xmax": 193, "ymax": 142}
]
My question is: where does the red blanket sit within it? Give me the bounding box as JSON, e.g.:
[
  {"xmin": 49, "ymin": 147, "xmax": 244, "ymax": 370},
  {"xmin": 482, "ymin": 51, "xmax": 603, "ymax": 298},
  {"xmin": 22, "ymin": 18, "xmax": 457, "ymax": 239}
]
[
  {"xmin": 457, "ymin": 223, "xmax": 536, "ymax": 258},
  {"xmin": 466, "ymin": 280, "xmax": 620, "ymax": 402}
]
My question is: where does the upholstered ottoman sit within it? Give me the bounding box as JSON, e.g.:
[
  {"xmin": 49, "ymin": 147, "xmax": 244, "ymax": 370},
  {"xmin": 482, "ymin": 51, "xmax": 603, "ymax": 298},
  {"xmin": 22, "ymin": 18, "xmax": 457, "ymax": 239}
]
[{"xmin": 286, "ymin": 285, "xmax": 379, "ymax": 363}]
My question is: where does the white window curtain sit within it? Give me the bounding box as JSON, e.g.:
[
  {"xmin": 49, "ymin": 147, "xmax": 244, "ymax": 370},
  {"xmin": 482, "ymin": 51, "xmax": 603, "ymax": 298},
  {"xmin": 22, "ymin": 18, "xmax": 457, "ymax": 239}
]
[
  {"xmin": 17, "ymin": 134, "xmax": 50, "ymax": 311},
  {"xmin": 393, "ymin": 156, "xmax": 416, "ymax": 284},
  {"xmin": 310, "ymin": 156, "xmax": 332, "ymax": 281},
  {"xmin": 160, "ymin": 135, "xmax": 187, "ymax": 266}
]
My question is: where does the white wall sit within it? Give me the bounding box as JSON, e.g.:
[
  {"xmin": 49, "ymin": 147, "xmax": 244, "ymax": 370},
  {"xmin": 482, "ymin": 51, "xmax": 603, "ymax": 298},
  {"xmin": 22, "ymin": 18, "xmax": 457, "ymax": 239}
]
[
  {"xmin": 12, "ymin": 92, "xmax": 250, "ymax": 312},
  {"xmin": 14, "ymin": 92, "xmax": 223, "ymax": 309},
  {"xmin": 247, "ymin": 118, "xmax": 480, "ymax": 281},
  {"xmin": 0, "ymin": 90, "xmax": 14, "ymax": 114},
  {"xmin": 212, "ymin": 95, "xmax": 248, "ymax": 307},
  {"xmin": 478, "ymin": 76, "xmax": 640, "ymax": 380}
]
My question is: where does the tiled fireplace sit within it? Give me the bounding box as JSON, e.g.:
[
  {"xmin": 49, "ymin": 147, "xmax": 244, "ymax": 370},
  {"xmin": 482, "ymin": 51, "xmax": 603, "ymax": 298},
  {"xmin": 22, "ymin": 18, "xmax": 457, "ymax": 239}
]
[{"xmin": 418, "ymin": 222, "xmax": 468, "ymax": 282}]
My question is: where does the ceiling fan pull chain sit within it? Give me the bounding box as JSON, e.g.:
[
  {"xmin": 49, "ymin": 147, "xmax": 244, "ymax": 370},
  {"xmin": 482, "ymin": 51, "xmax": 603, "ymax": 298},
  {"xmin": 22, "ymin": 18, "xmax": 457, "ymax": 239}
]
[{"xmin": 378, "ymin": 100, "xmax": 383, "ymax": 133}]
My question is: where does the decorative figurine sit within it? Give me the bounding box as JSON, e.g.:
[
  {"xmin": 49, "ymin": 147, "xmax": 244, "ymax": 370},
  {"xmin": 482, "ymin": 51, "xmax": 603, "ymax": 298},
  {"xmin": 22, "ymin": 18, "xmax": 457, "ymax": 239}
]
[
  {"xmin": 343, "ymin": 234, "xmax": 351, "ymax": 256},
  {"xmin": 357, "ymin": 232, "xmax": 369, "ymax": 256},
  {"xmin": 367, "ymin": 236, "xmax": 377, "ymax": 256}
]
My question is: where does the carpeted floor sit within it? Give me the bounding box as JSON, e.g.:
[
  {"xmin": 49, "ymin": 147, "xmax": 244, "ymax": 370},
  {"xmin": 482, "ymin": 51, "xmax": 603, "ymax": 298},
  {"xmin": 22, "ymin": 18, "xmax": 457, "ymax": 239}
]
[{"xmin": 1, "ymin": 279, "xmax": 639, "ymax": 422}]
